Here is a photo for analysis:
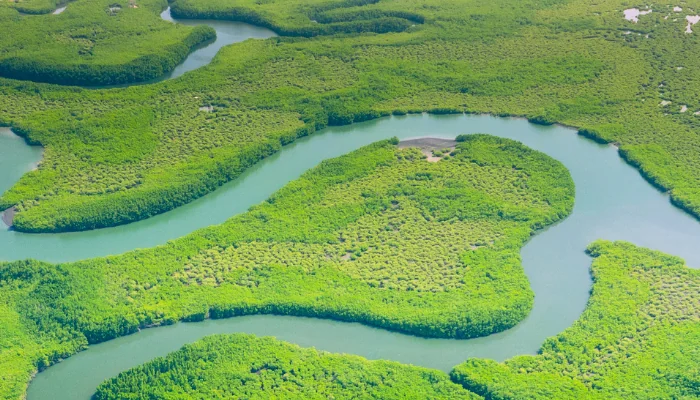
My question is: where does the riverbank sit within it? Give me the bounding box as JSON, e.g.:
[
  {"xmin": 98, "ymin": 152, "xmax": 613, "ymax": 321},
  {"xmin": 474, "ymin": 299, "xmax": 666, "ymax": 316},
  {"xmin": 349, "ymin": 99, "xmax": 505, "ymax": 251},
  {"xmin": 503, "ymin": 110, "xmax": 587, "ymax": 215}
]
[
  {"xmin": 0, "ymin": 113, "xmax": 695, "ymax": 399},
  {"xmin": 0, "ymin": 0, "xmax": 218, "ymax": 86},
  {"xmin": 1, "ymin": 207, "xmax": 15, "ymax": 228},
  {"xmin": 6, "ymin": 135, "xmax": 576, "ymax": 398}
]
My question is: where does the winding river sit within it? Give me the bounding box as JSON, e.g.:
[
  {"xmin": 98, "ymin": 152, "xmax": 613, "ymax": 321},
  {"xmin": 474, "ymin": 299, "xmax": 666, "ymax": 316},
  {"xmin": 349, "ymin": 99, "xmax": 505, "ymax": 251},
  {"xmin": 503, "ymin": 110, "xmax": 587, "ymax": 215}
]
[
  {"xmin": 142, "ymin": 8, "xmax": 277, "ymax": 85},
  {"xmin": 2, "ymin": 7, "xmax": 700, "ymax": 400},
  {"xmin": 17, "ymin": 6, "xmax": 276, "ymax": 87},
  {"xmin": 5, "ymin": 112, "xmax": 699, "ymax": 399}
]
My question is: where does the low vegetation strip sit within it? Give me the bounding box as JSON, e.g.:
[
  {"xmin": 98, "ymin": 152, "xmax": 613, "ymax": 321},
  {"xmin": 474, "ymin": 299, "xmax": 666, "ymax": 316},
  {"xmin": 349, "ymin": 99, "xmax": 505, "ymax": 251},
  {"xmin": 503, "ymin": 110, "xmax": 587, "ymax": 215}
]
[
  {"xmin": 451, "ymin": 240, "xmax": 700, "ymax": 400},
  {"xmin": 0, "ymin": 136, "xmax": 573, "ymax": 399},
  {"xmin": 92, "ymin": 333, "xmax": 482, "ymax": 400}
]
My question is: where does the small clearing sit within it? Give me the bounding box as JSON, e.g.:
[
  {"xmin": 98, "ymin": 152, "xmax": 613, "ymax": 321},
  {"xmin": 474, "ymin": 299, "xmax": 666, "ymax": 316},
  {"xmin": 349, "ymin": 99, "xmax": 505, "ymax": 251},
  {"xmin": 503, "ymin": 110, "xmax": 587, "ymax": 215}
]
[
  {"xmin": 623, "ymin": 8, "xmax": 652, "ymax": 23},
  {"xmin": 1, "ymin": 207, "xmax": 16, "ymax": 228},
  {"xmin": 686, "ymin": 15, "xmax": 700, "ymax": 33},
  {"xmin": 398, "ymin": 137, "xmax": 457, "ymax": 163}
]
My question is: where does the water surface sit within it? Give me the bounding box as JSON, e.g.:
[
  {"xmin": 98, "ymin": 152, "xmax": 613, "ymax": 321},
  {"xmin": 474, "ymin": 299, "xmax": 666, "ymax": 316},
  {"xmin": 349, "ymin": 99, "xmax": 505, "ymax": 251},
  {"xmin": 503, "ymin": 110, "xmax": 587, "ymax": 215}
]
[
  {"xmin": 157, "ymin": 8, "xmax": 277, "ymax": 82},
  {"xmin": 93, "ymin": 8, "xmax": 277, "ymax": 88},
  {"xmin": 14, "ymin": 113, "xmax": 700, "ymax": 399}
]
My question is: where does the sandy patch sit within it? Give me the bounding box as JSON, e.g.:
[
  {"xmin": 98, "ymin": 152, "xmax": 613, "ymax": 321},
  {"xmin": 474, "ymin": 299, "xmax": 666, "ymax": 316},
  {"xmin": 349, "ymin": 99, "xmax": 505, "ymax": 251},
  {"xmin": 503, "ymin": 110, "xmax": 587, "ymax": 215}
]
[
  {"xmin": 1, "ymin": 207, "xmax": 16, "ymax": 228},
  {"xmin": 398, "ymin": 137, "xmax": 457, "ymax": 163},
  {"xmin": 660, "ymin": 100, "xmax": 672, "ymax": 106},
  {"xmin": 681, "ymin": 105, "xmax": 688, "ymax": 113},
  {"xmin": 686, "ymin": 15, "xmax": 700, "ymax": 33},
  {"xmin": 624, "ymin": 8, "xmax": 652, "ymax": 23}
]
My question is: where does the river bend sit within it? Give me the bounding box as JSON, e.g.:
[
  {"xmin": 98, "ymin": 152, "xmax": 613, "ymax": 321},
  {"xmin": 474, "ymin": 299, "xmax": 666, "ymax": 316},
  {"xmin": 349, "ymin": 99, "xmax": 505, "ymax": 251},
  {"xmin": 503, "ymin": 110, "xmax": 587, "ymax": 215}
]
[
  {"xmin": 2, "ymin": 112, "xmax": 696, "ymax": 399},
  {"xmin": 3, "ymin": 5, "xmax": 700, "ymax": 398}
]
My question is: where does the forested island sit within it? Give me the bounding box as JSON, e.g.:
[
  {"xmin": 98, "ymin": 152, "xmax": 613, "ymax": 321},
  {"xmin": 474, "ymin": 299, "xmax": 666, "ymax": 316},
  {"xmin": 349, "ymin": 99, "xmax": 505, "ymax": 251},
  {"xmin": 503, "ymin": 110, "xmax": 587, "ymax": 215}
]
[
  {"xmin": 1, "ymin": 0, "xmax": 699, "ymax": 398},
  {"xmin": 1, "ymin": 137, "xmax": 575, "ymax": 398}
]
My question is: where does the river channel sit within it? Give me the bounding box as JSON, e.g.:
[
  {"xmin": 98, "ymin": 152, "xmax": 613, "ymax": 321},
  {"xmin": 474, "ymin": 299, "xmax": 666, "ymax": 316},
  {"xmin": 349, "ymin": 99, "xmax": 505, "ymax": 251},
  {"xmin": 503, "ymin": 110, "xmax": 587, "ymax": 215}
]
[
  {"xmin": 3, "ymin": 5, "xmax": 700, "ymax": 400},
  {"xmin": 4, "ymin": 112, "xmax": 696, "ymax": 399}
]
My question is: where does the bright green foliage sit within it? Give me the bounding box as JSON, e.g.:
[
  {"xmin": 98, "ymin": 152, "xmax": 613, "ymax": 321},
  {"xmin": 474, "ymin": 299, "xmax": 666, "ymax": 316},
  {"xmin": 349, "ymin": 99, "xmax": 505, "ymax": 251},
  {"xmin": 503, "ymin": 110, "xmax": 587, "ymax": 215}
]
[
  {"xmin": 0, "ymin": 0, "xmax": 214, "ymax": 85},
  {"xmin": 0, "ymin": 137, "xmax": 573, "ymax": 399},
  {"xmin": 93, "ymin": 334, "xmax": 482, "ymax": 399},
  {"xmin": 0, "ymin": 0, "xmax": 61, "ymax": 14},
  {"xmin": 3, "ymin": 0, "xmax": 700, "ymax": 231},
  {"xmin": 171, "ymin": 0, "xmax": 424, "ymax": 37},
  {"xmin": 451, "ymin": 240, "xmax": 700, "ymax": 400},
  {"xmin": 83, "ymin": 240, "xmax": 700, "ymax": 400}
]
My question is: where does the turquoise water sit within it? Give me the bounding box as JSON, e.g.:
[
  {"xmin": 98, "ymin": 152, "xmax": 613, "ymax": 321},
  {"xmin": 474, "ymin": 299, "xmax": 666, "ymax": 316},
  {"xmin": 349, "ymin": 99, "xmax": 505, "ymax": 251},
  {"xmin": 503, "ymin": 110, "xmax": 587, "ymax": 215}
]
[
  {"xmin": 10, "ymin": 112, "xmax": 700, "ymax": 399},
  {"xmin": 157, "ymin": 8, "xmax": 277, "ymax": 82},
  {"xmin": 95, "ymin": 8, "xmax": 277, "ymax": 87},
  {"xmin": 17, "ymin": 6, "xmax": 276, "ymax": 87},
  {"xmin": 8, "ymin": 5, "xmax": 699, "ymax": 400}
]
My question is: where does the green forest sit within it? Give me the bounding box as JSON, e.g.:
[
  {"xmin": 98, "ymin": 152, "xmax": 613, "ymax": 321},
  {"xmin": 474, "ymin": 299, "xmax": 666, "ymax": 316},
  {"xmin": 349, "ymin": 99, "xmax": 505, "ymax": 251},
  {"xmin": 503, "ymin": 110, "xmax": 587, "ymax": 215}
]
[
  {"xmin": 0, "ymin": 0, "xmax": 214, "ymax": 85},
  {"xmin": 170, "ymin": 0, "xmax": 424, "ymax": 37},
  {"xmin": 2, "ymin": 0, "xmax": 700, "ymax": 398},
  {"xmin": 0, "ymin": 137, "xmax": 573, "ymax": 399},
  {"xmin": 93, "ymin": 334, "xmax": 481, "ymax": 399},
  {"xmin": 93, "ymin": 241, "xmax": 700, "ymax": 399},
  {"xmin": 0, "ymin": 0, "xmax": 62, "ymax": 14},
  {"xmin": 2, "ymin": 0, "xmax": 700, "ymax": 231},
  {"xmin": 452, "ymin": 241, "xmax": 700, "ymax": 399}
]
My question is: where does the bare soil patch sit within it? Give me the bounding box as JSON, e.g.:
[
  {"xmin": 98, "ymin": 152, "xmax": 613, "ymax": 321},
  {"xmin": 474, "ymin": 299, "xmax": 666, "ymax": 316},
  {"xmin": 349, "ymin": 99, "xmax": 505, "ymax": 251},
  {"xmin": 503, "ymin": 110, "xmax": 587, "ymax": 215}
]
[
  {"xmin": 398, "ymin": 137, "xmax": 457, "ymax": 163},
  {"xmin": 2, "ymin": 207, "xmax": 16, "ymax": 228}
]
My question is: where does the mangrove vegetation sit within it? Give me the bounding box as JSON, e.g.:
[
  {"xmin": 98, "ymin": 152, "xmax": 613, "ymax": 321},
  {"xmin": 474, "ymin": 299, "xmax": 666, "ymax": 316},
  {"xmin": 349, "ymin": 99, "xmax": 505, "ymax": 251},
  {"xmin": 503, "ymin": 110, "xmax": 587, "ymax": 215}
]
[
  {"xmin": 0, "ymin": 137, "xmax": 573, "ymax": 399},
  {"xmin": 2, "ymin": 0, "xmax": 700, "ymax": 398},
  {"xmin": 452, "ymin": 240, "xmax": 700, "ymax": 399},
  {"xmin": 90, "ymin": 241, "xmax": 700, "ymax": 399},
  {"xmin": 0, "ymin": 0, "xmax": 214, "ymax": 85},
  {"xmin": 93, "ymin": 334, "xmax": 481, "ymax": 400},
  {"xmin": 3, "ymin": 0, "xmax": 700, "ymax": 231}
]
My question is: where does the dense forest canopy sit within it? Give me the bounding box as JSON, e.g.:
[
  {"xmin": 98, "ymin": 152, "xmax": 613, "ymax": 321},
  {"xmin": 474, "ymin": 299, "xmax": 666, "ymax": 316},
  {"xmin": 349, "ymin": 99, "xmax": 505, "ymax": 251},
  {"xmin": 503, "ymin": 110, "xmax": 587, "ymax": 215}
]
[
  {"xmin": 452, "ymin": 241, "xmax": 700, "ymax": 399},
  {"xmin": 0, "ymin": 0, "xmax": 62, "ymax": 14},
  {"xmin": 1, "ymin": 0, "xmax": 700, "ymax": 231},
  {"xmin": 0, "ymin": 137, "xmax": 574, "ymax": 399},
  {"xmin": 1, "ymin": 0, "xmax": 700, "ymax": 398},
  {"xmin": 93, "ymin": 334, "xmax": 482, "ymax": 400},
  {"xmin": 93, "ymin": 241, "xmax": 700, "ymax": 399},
  {"xmin": 0, "ymin": 0, "xmax": 215, "ymax": 85}
]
